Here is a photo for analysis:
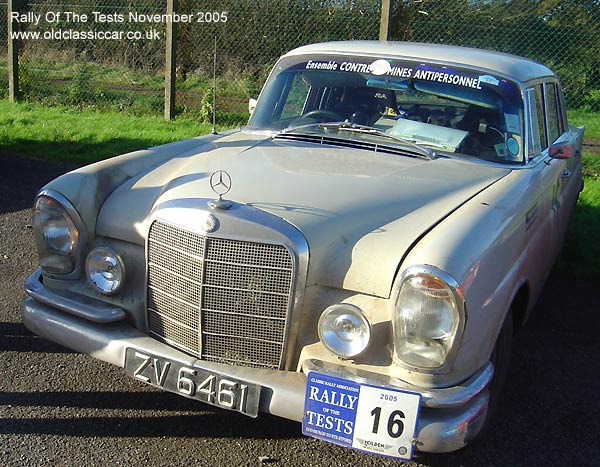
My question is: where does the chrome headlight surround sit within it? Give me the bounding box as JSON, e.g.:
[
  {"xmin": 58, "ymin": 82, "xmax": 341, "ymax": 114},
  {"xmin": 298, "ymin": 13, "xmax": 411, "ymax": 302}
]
[
  {"xmin": 32, "ymin": 189, "xmax": 87, "ymax": 278},
  {"xmin": 392, "ymin": 265, "xmax": 466, "ymax": 373}
]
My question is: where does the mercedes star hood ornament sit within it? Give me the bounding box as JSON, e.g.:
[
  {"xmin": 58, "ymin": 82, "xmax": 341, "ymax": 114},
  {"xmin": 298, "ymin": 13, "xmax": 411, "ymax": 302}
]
[{"xmin": 208, "ymin": 170, "xmax": 232, "ymax": 210}]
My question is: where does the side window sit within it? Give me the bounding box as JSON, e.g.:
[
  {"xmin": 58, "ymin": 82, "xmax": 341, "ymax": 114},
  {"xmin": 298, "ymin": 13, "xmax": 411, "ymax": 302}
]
[
  {"xmin": 527, "ymin": 85, "xmax": 547, "ymax": 156},
  {"xmin": 545, "ymin": 83, "xmax": 561, "ymax": 143},
  {"xmin": 280, "ymin": 74, "xmax": 310, "ymax": 119},
  {"xmin": 557, "ymin": 85, "xmax": 569, "ymax": 132}
]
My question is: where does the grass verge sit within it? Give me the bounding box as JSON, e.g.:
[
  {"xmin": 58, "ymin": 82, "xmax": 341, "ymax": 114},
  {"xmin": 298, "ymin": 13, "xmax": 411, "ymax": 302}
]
[
  {"xmin": 568, "ymin": 110, "xmax": 600, "ymax": 140},
  {"xmin": 0, "ymin": 100, "xmax": 215, "ymax": 163},
  {"xmin": 559, "ymin": 151, "xmax": 600, "ymax": 279}
]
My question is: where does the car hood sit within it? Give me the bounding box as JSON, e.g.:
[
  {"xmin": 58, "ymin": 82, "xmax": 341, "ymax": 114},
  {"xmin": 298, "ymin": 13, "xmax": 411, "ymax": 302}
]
[{"xmin": 97, "ymin": 131, "xmax": 510, "ymax": 297}]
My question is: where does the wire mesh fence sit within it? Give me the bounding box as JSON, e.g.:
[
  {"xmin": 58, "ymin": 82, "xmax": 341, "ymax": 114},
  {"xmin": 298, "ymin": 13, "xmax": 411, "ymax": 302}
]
[
  {"xmin": 2, "ymin": 0, "xmax": 600, "ymax": 122},
  {"xmin": 2, "ymin": 0, "xmax": 169, "ymax": 114},
  {"xmin": 395, "ymin": 0, "xmax": 600, "ymax": 111},
  {"xmin": 0, "ymin": 1, "xmax": 7, "ymax": 96},
  {"xmin": 173, "ymin": 0, "xmax": 381, "ymax": 124}
]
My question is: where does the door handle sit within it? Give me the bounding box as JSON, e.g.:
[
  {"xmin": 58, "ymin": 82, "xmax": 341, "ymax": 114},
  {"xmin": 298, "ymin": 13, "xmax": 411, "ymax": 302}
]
[{"xmin": 561, "ymin": 170, "xmax": 572, "ymax": 179}]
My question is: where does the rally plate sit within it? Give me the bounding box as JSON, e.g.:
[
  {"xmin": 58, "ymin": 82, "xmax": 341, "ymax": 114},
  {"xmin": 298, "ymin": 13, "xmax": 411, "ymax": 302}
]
[
  {"xmin": 302, "ymin": 372, "xmax": 421, "ymax": 460},
  {"xmin": 125, "ymin": 348, "xmax": 261, "ymax": 417}
]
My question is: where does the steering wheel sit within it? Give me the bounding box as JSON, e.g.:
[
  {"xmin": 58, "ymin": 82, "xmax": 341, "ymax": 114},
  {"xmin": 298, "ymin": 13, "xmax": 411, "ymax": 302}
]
[
  {"xmin": 350, "ymin": 111, "xmax": 371, "ymax": 126},
  {"xmin": 301, "ymin": 110, "xmax": 344, "ymax": 122}
]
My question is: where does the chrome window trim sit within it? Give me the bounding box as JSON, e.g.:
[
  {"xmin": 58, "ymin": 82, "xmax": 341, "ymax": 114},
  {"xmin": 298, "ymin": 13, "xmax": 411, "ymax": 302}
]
[
  {"xmin": 523, "ymin": 77, "xmax": 564, "ymax": 163},
  {"xmin": 543, "ymin": 79, "xmax": 572, "ymax": 145}
]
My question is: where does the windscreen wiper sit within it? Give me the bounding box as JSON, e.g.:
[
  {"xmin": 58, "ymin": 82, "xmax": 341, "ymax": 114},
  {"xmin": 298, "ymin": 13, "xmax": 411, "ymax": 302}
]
[{"xmin": 317, "ymin": 122, "xmax": 437, "ymax": 160}]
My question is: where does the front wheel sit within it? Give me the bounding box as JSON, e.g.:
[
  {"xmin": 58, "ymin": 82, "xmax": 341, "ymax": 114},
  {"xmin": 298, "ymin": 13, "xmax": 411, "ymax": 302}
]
[
  {"xmin": 488, "ymin": 312, "xmax": 513, "ymax": 414},
  {"xmin": 472, "ymin": 312, "xmax": 513, "ymax": 443}
]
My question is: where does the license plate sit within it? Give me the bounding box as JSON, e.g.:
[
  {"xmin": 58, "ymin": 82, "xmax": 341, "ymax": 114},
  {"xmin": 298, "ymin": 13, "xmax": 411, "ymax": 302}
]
[
  {"xmin": 124, "ymin": 348, "xmax": 261, "ymax": 417},
  {"xmin": 302, "ymin": 372, "xmax": 421, "ymax": 460}
]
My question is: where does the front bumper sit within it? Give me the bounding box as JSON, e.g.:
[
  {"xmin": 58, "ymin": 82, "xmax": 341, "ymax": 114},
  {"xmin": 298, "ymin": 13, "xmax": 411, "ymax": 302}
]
[{"xmin": 23, "ymin": 269, "xmax": 491, "ymax": 453}]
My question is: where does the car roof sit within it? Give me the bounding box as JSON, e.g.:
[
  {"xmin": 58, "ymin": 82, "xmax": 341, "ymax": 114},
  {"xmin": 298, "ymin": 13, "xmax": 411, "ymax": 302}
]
[{"xmin": 283, "ymin": 41, "xmax": 554, "ymax": 83}]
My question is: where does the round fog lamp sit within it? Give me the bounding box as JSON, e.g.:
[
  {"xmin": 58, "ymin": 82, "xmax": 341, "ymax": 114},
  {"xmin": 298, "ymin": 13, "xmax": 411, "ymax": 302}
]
[
  {"xmin": 86, "ymin": 247, "xmax": 125, "ymax": 295},
  {"xmin": 318, "ymin": 304, "xmax": 371, "ymax": 358}
]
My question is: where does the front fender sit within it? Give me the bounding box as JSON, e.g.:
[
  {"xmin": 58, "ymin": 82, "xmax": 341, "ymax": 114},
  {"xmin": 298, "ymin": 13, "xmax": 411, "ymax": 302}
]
[{"xmin": 396, "ymin": 168, "xmax": 544, "ymax": 383}]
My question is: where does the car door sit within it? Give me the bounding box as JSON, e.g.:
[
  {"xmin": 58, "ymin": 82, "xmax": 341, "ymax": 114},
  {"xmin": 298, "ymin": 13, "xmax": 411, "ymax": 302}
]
[
  {"xmin": 525, "ymin": 83, "xmax": 566, "ymax": 270},
  {"xmin": 545, "ymin": 82, "xmax": 583, "ymax": 241}
]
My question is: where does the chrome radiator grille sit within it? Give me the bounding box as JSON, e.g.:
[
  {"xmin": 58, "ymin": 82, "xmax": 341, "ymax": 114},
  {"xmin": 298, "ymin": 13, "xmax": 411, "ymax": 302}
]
[{"xmin": 146, "ymin": 220, "xmax": 294, "ymax": 369}]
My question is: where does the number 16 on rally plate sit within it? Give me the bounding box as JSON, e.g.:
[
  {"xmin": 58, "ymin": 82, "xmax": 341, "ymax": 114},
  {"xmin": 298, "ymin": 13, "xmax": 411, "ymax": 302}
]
[{"xmin": 302, "ymin": 373, "xmax": 421, "ymax": 460}]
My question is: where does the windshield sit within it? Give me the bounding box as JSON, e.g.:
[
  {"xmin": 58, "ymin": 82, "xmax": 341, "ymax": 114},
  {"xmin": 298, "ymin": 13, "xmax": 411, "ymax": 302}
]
[{"xmin": 248, "ymin": 55, "xmax": 525, "ymax": 163}]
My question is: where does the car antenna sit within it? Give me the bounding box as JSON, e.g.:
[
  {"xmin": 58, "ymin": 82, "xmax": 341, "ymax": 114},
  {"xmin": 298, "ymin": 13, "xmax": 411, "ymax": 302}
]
[{"xmin": 211, "ymin": 35, "xmax": 218, "ymax": 135}]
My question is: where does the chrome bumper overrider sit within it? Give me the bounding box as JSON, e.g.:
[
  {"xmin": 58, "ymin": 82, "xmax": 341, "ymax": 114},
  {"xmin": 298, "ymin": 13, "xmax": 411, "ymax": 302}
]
[
  {"xmin": 22, "ymin": 269, "xmax": 491, "ymax": 453},
  {"xmin": 25, "ymin": 269, "xmax": 125, "ymax": 323}
]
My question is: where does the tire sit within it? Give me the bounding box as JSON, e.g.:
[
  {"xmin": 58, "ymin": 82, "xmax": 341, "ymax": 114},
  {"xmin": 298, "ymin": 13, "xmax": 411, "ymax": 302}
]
[
  {"xmin": 472, "ymin": 311, "xmax": 514, "ymax": 443},
  {"xmin": 488, "ymin": 312, "xmax": 513, "ymax": 415}
]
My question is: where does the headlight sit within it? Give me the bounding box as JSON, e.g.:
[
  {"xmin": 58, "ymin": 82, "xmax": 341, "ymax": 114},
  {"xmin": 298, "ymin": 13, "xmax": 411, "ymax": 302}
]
[
  {"xmin": 318, "ymin": 304, "xmax": 371, "ymax": 358},
  {"xmin": 33, "ymin": 194, "xmax": 80, "ymax": 275},
  {"xmin": 392, "ymin": 266, "xmax": 464, "ymax": 370},
  {"xmin": 86, "ymin": 247, "xmax": 125, "ymax": 295}
]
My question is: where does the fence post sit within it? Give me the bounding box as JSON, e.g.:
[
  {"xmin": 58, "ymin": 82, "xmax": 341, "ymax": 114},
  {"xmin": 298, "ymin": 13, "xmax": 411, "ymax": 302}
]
[
  {"xmin": 8, "ymin": 0, "xmax": 20, "ymax": 101},
  {"xmin": 164, "ymin": 0, "xmax": 177, "ymax": 120},
  {"xmin": 379, "ymin": 0, "xmax": 392, "ymax": 41}
]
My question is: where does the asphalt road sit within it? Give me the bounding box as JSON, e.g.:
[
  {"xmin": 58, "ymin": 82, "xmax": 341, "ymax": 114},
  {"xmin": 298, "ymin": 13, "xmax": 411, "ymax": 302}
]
[{"xmin": 1, "ymin": 153, "xmax": 599, "ymax": 467}]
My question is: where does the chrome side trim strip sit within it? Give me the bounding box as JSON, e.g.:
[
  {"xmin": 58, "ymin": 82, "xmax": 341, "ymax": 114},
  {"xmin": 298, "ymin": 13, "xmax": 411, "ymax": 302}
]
[{"xmin": 24, "ymin": 269, "xmax": 126, "ymax": 323}]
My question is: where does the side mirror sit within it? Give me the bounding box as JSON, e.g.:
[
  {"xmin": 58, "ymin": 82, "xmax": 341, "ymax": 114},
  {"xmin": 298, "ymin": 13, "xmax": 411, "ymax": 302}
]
[
  {"xmin": 549, "ymin": 141, "xmax": 573, "ymax": 160},
  {"xmin": 248, "ymin": 98, "xmax": 257, "ymax": 115}
]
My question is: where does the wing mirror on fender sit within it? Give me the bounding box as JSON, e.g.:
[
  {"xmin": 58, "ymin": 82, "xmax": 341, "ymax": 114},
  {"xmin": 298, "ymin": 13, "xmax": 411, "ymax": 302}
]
[{"xmin": 549, "ymin": 141, "xmax": 573, "ymax": 160}]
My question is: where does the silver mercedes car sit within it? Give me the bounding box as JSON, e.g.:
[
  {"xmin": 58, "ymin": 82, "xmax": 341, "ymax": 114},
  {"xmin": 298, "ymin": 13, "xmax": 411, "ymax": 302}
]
[{"xmin": 23, "ymin": 41, "xmax": 584, "ymax": 460}]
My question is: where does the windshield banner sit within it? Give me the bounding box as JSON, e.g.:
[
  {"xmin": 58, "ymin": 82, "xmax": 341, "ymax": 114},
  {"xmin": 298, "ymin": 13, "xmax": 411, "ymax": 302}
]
[{"xmin": 299, "ymin": 58, "xmax": 501, "ymax": 91}]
